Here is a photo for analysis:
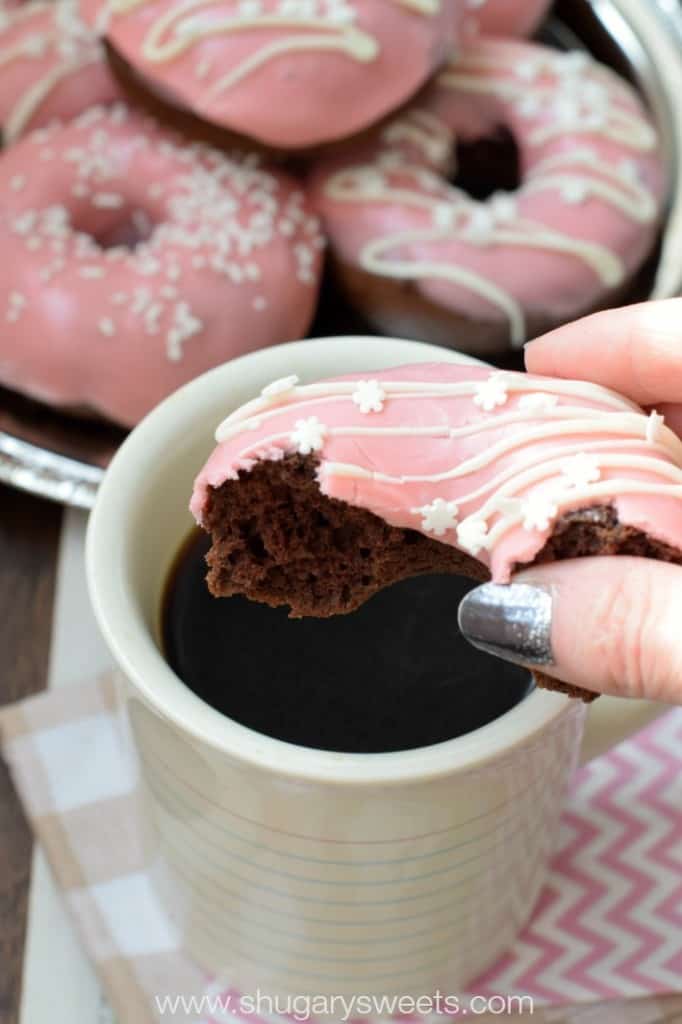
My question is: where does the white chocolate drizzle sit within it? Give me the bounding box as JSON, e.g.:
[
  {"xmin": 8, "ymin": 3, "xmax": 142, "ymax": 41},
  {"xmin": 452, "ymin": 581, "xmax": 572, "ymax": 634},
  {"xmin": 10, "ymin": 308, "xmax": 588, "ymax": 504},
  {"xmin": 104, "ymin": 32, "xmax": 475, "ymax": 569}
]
[
  {"xmin": 107, "ymin": 0, "xmax": 440, "ymax": 100},
  {"xmin": 325, "ymin": 158, "xmax": 626, "ymax": 346},
  {"xmin": 0, "ymin": 0, "xmax": 109, "ymax": 141},
  {"xmin": 215, "ymin": 373, "xmax": 639, "ymax": 438},
  {"xmin": 206, "ymin": 369, "xmax": 682, "ymax": 564}
]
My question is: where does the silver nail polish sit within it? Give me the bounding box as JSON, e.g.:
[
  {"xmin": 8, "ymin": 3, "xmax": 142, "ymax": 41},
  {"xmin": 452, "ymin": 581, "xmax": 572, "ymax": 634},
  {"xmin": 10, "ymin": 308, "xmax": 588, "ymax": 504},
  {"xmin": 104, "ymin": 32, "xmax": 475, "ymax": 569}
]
[{"xmin": 458, "ymin": 582, "xmax": 554, "ymax": 667}]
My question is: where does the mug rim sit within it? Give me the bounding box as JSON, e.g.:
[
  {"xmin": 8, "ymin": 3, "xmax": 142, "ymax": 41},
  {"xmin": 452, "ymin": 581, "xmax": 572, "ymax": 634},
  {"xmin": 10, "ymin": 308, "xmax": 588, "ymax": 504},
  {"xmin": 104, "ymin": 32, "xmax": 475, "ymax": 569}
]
[{"xmin": 86, "ymin": 336, "xmax": 573, "ymax": 787}]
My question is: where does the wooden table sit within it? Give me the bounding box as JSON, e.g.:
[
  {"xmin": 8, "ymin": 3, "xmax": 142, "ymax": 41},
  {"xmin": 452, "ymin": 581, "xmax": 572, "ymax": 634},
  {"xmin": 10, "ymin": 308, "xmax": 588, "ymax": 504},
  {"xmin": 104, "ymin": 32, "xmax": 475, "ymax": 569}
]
[{"xmin": 0, "ymin": 487, "xmax": 61, "ymax": 1024}]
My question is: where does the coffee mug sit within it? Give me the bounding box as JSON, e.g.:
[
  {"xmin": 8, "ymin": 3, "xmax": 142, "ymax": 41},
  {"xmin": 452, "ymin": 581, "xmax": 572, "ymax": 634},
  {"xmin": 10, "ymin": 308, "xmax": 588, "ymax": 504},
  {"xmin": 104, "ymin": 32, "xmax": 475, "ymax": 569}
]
[{"xmin": 86, "ymin": 337, "xmax": 664, "ymax": 1000}]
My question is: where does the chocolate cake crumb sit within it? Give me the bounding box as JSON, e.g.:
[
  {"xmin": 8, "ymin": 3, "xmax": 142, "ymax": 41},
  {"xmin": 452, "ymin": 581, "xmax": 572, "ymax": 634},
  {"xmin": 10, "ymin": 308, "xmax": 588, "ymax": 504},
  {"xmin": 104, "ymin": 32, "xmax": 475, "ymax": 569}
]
[{"xmin": 201, "ymin": 454, "xmax": 682, "ymax": 703}]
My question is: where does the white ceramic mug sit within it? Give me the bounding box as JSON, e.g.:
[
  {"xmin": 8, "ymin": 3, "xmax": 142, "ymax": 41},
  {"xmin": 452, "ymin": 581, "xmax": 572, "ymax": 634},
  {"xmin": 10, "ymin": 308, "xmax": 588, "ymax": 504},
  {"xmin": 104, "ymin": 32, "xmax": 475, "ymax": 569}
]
[{"xmin": 86, "ymin": 337, "xmax": 664, "ymax": 1001}]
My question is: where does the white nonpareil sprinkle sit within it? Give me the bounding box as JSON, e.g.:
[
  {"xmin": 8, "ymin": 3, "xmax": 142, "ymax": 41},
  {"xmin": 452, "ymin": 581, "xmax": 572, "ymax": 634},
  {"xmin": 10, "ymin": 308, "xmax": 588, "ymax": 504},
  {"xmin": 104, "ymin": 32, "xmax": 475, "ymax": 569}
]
[
  {"xmin": 98, "ymin": 317, "xmax": 116, "ymax": 337},
  {"xmin": 6, "ymin": 291, "xmax": 27, "ymax": 323},
  {"xmin": 166, "ymin": 301, "xmax": 203, "ymax": 361},
  {"xmin": 92, "ymin": 192, "xmax": 125, "ymax": 209}
]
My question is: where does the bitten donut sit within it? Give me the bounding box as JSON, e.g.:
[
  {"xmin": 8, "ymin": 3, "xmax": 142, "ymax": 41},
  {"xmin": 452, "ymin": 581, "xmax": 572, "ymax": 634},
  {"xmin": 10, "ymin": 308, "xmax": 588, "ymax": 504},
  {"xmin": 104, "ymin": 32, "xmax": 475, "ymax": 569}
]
[
  {"xmin": 0, "ymin": 0, "xmax": 121, "ymax": 143},
  {"xmin": 464, "ymin": 0, "xmax": 552, "ymax": 39},
  {"xmin": 191, "ymin": 360, "xmax": 682, "ymax": 700},
  {"xmin": 308, "ymin": 39, "xmax": 666, "ymax": 354},
  {"xmin": 0, "ymin": 104, "xmax": 324, "ymax": 426},
  {"xmin": 91, "ymin": 0, "xmax": 464, "ymax": 148}
]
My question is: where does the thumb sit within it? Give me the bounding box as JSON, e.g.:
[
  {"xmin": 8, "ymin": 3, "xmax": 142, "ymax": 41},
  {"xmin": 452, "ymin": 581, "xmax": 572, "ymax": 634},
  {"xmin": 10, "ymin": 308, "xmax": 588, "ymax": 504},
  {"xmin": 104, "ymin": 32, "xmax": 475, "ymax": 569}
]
[{"xmin": 458, "ymin": 557, "xmax": 682, "ymax": 704}]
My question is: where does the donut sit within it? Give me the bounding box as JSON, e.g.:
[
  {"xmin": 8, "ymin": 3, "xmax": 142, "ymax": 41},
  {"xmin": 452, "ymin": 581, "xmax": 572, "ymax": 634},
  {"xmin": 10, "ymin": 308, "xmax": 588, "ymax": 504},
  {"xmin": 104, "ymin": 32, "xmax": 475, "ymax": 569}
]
[
  {"xmin": 90, "ymin": 0, "xmax": 465, "ymax": 148},
  {"xmin": 0, "ymin": 0, "xmax": 121, "ymax": 144},
  {"xmin": 191, "ymin": 360, "xmax": 682, "ymax": 699},
  {"xmin": 464, "ymin": 0, "xmax": 552, "ymax": 39},
  {"xmin": 308, "ymin": 39, "xmax": 666, "ymax": 355},
  {"xmin": 0, "ymin": 104, "xmax": 324, "ymax": 426}
]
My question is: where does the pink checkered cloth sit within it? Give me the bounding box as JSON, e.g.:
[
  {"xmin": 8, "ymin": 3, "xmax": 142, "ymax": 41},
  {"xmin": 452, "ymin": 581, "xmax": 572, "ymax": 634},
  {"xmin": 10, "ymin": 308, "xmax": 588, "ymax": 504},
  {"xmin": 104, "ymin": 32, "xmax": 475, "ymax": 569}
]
[{"xmin": 1, "ymin": 673, "xmax": 681, "ymax": 1024}]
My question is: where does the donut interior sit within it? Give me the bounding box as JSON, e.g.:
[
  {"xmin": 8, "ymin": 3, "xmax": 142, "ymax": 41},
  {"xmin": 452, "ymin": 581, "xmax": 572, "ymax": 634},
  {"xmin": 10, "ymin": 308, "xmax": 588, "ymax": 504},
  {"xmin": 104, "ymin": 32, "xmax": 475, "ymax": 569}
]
[{"xmin": 199, "ymin": 454, "xmax": 682, "ymax": 703}]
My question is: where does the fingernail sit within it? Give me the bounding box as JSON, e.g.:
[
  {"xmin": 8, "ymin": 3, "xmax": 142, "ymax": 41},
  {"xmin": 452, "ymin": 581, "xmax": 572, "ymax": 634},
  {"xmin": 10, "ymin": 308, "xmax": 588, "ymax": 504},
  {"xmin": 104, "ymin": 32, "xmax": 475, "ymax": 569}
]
[{"xmin": 458, "ymin": 582, "xmax": 554, "ymax": 667}]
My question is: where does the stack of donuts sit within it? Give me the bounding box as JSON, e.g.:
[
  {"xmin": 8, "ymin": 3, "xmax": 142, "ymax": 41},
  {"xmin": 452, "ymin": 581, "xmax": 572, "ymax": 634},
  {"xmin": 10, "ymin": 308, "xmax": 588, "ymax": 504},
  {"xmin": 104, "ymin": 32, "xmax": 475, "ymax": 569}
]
[{"xmin": 0, "ymin": 0, "xmax": 667, "ymax": 426}]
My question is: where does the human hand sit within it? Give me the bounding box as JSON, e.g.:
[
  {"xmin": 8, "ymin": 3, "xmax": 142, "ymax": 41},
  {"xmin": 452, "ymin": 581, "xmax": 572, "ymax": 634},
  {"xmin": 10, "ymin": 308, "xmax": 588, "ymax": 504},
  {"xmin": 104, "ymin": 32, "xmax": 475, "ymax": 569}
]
[{"xmin": 458, "ymin": 299, "xmax": 682, "ymax": 704}]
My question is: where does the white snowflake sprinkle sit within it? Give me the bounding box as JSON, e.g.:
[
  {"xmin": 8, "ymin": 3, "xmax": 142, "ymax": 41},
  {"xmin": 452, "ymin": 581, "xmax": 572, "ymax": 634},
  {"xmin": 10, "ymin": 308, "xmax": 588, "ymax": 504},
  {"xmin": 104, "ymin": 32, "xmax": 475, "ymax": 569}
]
[
  {"xmin": 98, "ymin": 317, "xmax": 116, "ymax": 337},
  {"xmin": 518, "ymin": 392, "xmax": 559, "ymax": 413},
  {"xmin": 352, "ymin": 379, "xmax": 386, "ymax": 415},
  {"xmin": 415, "ymin": 498, "xmax": 459, "ymax": 537},
  {"xmin": 560, "ymin": 453, "xmax": 601, "ymax": 489},
  {"xmin": 291, "ymin": 416, "xmax": 327, "ymax": 456},
  {"xmin": 261, "ymin": 374, "xmax": 299, "ymax": 398},
  {"xmin": 646, "ymin": 410, "xmax": 665, "ymax": 444},
  {"xmin": 457, "ymin": 516, "xmax": 489, "ymax": 556},
  {"xmin": 521, "ymin": 495, "xmax": 558, "ymax": 533},
  {"xmin": 473, "ymin": 374, "xmax": 509, "ymax": 412}
]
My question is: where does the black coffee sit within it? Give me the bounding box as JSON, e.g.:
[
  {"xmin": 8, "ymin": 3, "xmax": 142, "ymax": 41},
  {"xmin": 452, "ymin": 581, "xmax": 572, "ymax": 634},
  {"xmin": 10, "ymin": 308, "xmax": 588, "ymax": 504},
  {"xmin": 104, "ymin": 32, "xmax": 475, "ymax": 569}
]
[{"xmin": 162, "ymin": 531, "xmax": 532, "ymax": 753}]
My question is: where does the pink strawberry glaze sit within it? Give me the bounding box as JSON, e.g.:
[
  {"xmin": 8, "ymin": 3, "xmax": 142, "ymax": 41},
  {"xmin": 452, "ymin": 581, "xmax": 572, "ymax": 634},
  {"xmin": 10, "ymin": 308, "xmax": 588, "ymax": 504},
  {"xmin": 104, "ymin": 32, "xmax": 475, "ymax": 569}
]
[
  {"xmin": 191, "ymin": 362, "xmax": 682, "ymax": 584},
  {"xmin": 308, "ymin": 38, "xmax": 666, "ymax": 350},
  {"xmin": 465, "ymin": 0, "xmax": 552, "ymax": 39},
  {"xmin": 0, "ymin": 0, "xmax": 122, "ymax": 143},
  {"xmin": 0, "ymin": 104, "xmax": 324, "ymax": 427},
  {"xmin": 88, "ymin": 0, "xmax": 464, "ymax": 148}
]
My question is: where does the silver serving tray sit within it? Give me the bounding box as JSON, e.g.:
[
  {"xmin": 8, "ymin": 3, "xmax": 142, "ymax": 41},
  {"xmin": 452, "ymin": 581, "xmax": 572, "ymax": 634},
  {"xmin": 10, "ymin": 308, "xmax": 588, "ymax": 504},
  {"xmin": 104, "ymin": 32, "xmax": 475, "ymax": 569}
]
[{"xmin": 1, "ymin": 0, "xmax": 682, "ymax": 510}]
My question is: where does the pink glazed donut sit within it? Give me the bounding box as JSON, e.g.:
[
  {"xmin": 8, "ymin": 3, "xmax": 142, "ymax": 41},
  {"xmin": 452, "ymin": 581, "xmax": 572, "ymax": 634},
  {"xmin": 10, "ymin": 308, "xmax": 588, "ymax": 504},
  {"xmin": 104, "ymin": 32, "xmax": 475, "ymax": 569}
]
[
  {"xmin": 91, "ymin": 0, "xmax": 464, "ymax": 148},
  {"xmin": 0, "ymin": 0, "xmax": 122, "ymax": 143},
  {"xmin": 191, "ymin": 361, "xmax": 682, "ymax": 588},
  {"xmin": 308, "ymin": 39, "xmax": 666, "ymax": 355},
  {"xmin": 0, "ymin": 104, "xmax": 324, "ymax": 426},
  {"xmin": 465, "ymin": 0, "xmax": 552, "ymax": 39}
]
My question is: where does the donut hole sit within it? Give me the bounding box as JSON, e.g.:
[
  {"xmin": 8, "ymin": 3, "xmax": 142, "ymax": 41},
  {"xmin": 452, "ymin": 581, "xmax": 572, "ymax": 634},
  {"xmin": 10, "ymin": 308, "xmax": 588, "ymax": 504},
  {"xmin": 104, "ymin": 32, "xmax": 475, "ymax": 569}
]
[
  {"xmin": 70, "ymin": 203, "xmax": 157, "ymax": 251},
  {"xmin": 97, "ymin": 207, "xmax": 156, "ymax": 250},
  {"xmin": 452, "ymin": 126, "xmax": 521, "ymax": 201}
]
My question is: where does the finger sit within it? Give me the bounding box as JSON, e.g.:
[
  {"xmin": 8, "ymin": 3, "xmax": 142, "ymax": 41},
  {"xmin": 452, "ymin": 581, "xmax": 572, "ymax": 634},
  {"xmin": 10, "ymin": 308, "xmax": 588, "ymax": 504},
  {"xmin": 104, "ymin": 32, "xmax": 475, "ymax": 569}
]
[
  {"xmin": 458, "ymin": 557, "xmax": 682, "ymax": 703},
  {"xmin": 524, "ymin": 299, "xmax": 682, "ymax": 406}
]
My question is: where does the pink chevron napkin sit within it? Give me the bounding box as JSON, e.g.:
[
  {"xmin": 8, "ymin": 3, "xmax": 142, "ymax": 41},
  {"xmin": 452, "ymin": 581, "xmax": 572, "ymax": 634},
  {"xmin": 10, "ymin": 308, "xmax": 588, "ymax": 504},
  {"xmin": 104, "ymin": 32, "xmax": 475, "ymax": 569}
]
[{"xmin": 1, "ymin": 674, "xmax": 681, "ymax": 1024}]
